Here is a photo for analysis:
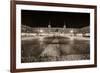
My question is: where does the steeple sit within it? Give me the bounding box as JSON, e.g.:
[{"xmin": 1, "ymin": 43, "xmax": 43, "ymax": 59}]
[
  {"xmin": 48, "ymin": 20, "xmax": 51, "ymax": 28},
  {"xmin": 63, "ymin": 20, "xmax": 66, "ymax": 28}
]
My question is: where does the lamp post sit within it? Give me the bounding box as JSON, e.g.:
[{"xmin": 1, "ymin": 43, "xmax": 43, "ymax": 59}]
[{"xmin": 70, "ymin": 29, "xmax": 74, "ymax": 36}]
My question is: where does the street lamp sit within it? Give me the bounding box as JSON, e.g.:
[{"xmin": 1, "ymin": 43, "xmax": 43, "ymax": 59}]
[{"xmin": 70, "ymin": 30, "xmax": 74, "ymax": 33}]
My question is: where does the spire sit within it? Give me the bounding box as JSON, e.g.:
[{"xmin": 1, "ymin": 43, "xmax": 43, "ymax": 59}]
[
  {"xmin": 48, "ymin": 20, "xmax": 51, "ymax": 28},
  {"xmin": 63, "ymin": 20, "xmax": 66, "ymax": 28}
]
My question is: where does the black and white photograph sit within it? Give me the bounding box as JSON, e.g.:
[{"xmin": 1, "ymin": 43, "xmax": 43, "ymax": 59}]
[
  {"xmin": 10, "ymin": 1, "xmax": 97, "ymax": 72},
  {"xmin": 21, "ymin": 10, "xmax": 90, "ymax": 63}
]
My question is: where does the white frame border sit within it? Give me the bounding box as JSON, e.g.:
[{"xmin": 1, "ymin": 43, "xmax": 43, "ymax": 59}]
[{"xmin": 16, "ymin": 4, "xmax": 95, "ymax": 69}]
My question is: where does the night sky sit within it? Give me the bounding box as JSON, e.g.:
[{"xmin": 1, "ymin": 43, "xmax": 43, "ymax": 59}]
[{"xmin": 21, "ymin": 10, "xmax": 90, "ymax": 28}]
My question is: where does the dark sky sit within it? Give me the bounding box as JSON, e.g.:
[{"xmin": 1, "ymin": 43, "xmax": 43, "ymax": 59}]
[{"xmin": 21, "ymin": 10, "xmax": 90, "ymax": 28}]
